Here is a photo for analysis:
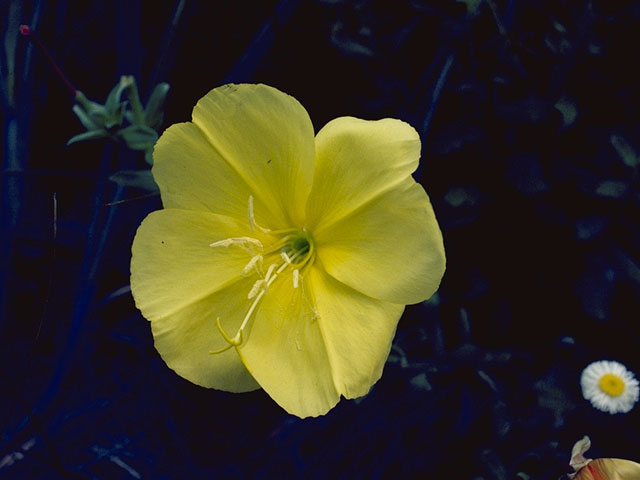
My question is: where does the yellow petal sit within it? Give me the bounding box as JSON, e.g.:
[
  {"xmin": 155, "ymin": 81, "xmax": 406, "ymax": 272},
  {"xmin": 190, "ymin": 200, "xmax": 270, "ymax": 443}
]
[
  {"xmin": 191, "ymin": 83, "xmax": 315, "ymax": 228},
  {"xmin": 236, "ymin": 272, "xmax": 340, "ymax": 418},
  {"xmin": 131, "ymin": 208, "xmax": 264, "ymax": 321},
  {"xmin": 151, "ymin": 279, "xmax": 260, "ymax": 392},
  {"xmin": 306, "ymin": 116, "xmax": 421, "ymax": 231},
  {"xmin": 309, "ymin": 267, "xmax": 404, "ymax": 398},
  {"xmin": 314, "ymin": 178, "xmax": 445, "ymax": 305},
  {"xmin": 575, "ymin": 458, "xmax": 640, "ymax": 480},
  {"xmin": 608, "ymin": 459, "xmax": 640, "ymax": 479},
  {"xmin": 153, "ymin": 122, "xmax": 278, "ymax": 227},
  {"xmin": 131, "ymin": 209, "xmax": 261, "ymax": 391}
]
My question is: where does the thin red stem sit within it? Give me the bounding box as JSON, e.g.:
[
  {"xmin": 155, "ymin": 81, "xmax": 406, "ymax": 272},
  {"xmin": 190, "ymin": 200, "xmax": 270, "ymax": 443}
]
[{"xmin": 20, "ymin": 24, "xmax": 77, "ymax": 96}]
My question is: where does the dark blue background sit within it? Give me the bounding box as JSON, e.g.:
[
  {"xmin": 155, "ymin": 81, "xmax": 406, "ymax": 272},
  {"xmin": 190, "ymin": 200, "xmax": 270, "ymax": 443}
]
[{"xmin": 2, "ymin": 1, "xmax": 640, "ymax": 478}]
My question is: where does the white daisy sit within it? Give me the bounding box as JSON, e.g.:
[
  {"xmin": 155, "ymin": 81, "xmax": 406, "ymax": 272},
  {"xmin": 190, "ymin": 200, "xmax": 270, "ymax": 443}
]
[{"xmin": 580, "ymin": 360, "xmax": 639, "ymax": 414}]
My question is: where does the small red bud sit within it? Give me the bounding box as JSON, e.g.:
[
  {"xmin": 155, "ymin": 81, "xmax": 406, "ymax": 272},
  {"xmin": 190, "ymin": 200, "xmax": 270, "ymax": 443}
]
[{"xmin": 20, "ymin": 24, "xmax": 77, "ymax": 96}]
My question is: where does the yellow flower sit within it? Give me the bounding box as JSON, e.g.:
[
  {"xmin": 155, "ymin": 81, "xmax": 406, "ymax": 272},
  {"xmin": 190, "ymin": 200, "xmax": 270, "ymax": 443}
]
[
  {"xmin": 569, "ymin": 436, "xmax": 640, "ymax": 480},
  {"xmin": 130, "ymin": 84, "xmax": 446, "ymax": 418},
  {"xmin": 573, "ymin": 459, "xmax": 640, "ymax": 480}
]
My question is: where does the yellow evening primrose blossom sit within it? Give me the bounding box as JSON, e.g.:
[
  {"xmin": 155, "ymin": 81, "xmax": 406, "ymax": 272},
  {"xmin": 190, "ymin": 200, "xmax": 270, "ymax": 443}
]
[{"xmin": 130, "ymin": 84, "xmax": 446, "ymax": 418}]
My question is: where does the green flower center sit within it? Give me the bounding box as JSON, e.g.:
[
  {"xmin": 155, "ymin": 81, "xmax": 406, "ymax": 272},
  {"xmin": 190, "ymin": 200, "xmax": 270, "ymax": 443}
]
[
  {"xmin": 599, "ymin": 373, "xmax": 625, "ymax": 397},
  {"xmin": 283, "ymin": 230, "xmax": 313, "ymax": 265}
]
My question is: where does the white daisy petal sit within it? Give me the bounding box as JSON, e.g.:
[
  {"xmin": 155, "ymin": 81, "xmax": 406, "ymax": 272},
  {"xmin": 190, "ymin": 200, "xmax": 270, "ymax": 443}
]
[{"xmin": 580, "ymin": 360, "xmax": 640, "ymax": 414}]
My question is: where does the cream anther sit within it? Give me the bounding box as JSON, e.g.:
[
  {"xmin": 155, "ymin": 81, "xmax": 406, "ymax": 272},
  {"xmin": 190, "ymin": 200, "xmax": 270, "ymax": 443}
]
[
  {"xmin": 293, "ymin": 269, "xmax": 300, "ymax": 289},
  {"xmin": 265, "ymin": 263, "xmax": 277, "ymax": 283},
  {"xmin": 209, "ymin": 236, "xmax": 263, "ymax": 250},
  {"xmin": 281, "ymin": 251, "xmax": 292, "ymax": 264},
  {"xmin": 248, "ymin": 279, "xmax": 265, "ymax": 299},
  {"xmin": 242, "ymin": 254, "xmax": 263, "ymax": 276}
]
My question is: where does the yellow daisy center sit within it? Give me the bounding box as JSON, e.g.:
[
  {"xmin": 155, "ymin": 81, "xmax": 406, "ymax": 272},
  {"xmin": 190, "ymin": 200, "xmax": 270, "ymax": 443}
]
[
  {"xmin": 599, "ymin": 373, "xmax": 625, "ymax": 397},
  {"xmin": 208, "ymin": 197, "xmax": 316, "ymax": 353}
]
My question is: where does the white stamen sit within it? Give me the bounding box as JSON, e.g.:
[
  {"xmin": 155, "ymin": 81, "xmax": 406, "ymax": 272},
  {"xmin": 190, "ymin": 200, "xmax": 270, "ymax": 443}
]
[
  {"xmin": 209, "ymin": 236, "xmax": 263, "ymax": 250},
  {"xmin": 211, "ymin": 199, "xmax": 317, "ymax": 351},
  {"xmin": 264, "ymin": 263, "xmax": 277, "ymax": 283},
  {"xmin": 242, "ymin": 255, "xmax": 263, "ymax": 276},
  {"xmin": 280, "ymin": 251, "xmax": 292, "ymax": 264},
  {"xmin": 209, "ymin": 238, "xmax": 233, "ymax": 248},
  {"xmin": 248, "ymin": 195, "xmax": 256, "ymax": 231},
  {"xmin": 248, "ymin": 279, "xmax": 265, "ymax": 299},
  {"xmin": 215, "ymin": 256, "xmax": 307, "ymax": 350},
  {"xmin": 248, "ymin": 195, "xmax": 271, "ymax": 233},
  {"xmin": 274, "ymin": 260, "xmax": 290, "ymax": 278}
]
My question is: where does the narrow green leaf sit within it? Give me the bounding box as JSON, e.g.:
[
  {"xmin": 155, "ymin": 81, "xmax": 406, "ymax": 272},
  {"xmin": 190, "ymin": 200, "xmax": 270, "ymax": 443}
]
[
  {"xmin": 611, "ymin": 133, "xmax": 639, "ymax": 167},
  {"xmin": 72, "ymin": 104, "xmax": 100, "ymax": 130},
  {"xmin": 144, "ymin": 148, "xmax": 154, "ymax": 165},
  {"xmin": 67, "ymin": 129, "xmax": 108, "ymax": 146},
  {"xmin": 595, "ymin": 180, "xmax": 628, "ymax": 198},
  {"xmin": 554, "ymin": 97, "xmax": 578, "ymax": 127},
  {"xmin": 118, "ymin": 124, "xmax": 158, "ymax": 151},
  {"xmin": 108, "ymin": 169, "xmax": 158, "ymax": 192},
  {"xmin": 104, "ymin": 77, "xmax": 130, "ymax": 117},
  {"xmin": 144, "ymin": 82, "xmax": 170, "ymax": 130}
]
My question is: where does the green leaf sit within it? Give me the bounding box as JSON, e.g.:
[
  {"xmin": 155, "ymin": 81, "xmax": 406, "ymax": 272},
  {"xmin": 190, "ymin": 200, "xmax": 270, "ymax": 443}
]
[
  {"xmin": 109, "ymin": 169, "xmax": 158, "ymax": 192},
  {"xmin": 144, "ymin": 148, "xmax": 154, "ymax": 165},
  {"xmin": 457, "ymin": 0, "xmax": 482, "ymax": 16},
  {"xmin": 554, "ymin": 97, "xmax": 578, "ymax": 128},
  {"xmin": 72, "ymin": 104, "xmax": 101, "ymax": 130},
  {"xmin": 67, "ymin": 129, "xmax": 108, "ymax": 146},
  {"xmin": 122, "ymin": 75, "xmax": 145, "ymax": 125},
  {"xmin": 409, "ymin": 373, "xmax": 432, "ymax": 391},
  {"xmin": 106, "ymin": 101, "xmax": 128, "ymax": 129},
  {"xmin": 595, "ymin": 180, "xmax": 628, "ymax": 198},
  {"xmin": 144, "ymin": 82, "xmax": 170, "ymax": 130},
  {"xmin": 124, "ymin": 110, "xmax": 136, "ymax": 125},
  {"xmin": 611, "ymin": 133, "xmax": 639, "ymax": 168},
  {"xmin": 118, "ymin": 124, "xmax": 158, "ymax": 151},
  {"xmin": 104, "ymin": 77, "xmax": 130, "ymax": 117}
]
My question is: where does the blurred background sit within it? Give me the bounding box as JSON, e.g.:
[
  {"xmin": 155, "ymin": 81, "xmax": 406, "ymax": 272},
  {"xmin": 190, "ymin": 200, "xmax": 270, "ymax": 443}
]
[{"xmin": 1, "ymin": 0, "xmax": 640, "ymax": 478}]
